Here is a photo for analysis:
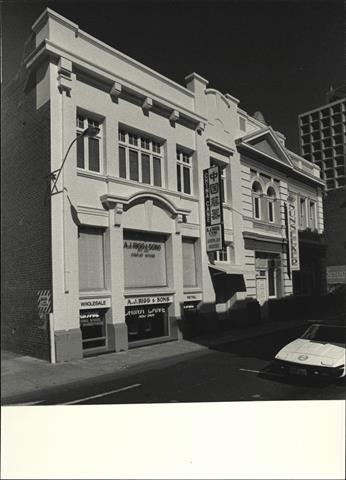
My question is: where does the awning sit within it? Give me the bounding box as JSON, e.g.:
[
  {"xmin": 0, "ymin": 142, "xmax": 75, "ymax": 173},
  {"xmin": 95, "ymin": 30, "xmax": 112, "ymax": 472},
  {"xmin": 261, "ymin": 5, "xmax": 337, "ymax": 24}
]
[{"xmin": 208, "ymin": 265, "xmax": 246, "ymax": 302}]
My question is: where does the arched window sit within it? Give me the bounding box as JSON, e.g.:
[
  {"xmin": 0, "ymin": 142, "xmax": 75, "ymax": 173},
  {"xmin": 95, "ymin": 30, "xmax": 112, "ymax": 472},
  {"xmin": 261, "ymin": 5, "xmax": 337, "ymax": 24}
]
[
  {"xmin": 267, "ymin": 186, "xmax": 276, "ymax": 223},
  {"xmin": 252, "ymin": 181, "xmax": 262, "ymax": 220}
]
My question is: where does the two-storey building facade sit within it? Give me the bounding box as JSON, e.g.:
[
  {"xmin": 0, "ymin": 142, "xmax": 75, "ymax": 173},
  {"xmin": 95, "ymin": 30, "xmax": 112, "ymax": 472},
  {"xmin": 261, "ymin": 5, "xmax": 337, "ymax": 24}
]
[{"xmin": 2, "ymin": 9, "xmax": 326, "ymax": 362}]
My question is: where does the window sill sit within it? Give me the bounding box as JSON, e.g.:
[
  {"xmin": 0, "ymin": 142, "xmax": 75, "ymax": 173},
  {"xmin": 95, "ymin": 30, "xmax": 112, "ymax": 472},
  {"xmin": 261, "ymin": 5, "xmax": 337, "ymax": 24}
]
[
  {"xmin": 77, "ymin": 169, "xmax": 107, "ymax": 181},
  {"xmin": 124, "ymin": 288, "xmax": 176, "ymax": 296},
  {"xmin": 79, "ymin": 291, "xmax": 111, "ymax": 298}
]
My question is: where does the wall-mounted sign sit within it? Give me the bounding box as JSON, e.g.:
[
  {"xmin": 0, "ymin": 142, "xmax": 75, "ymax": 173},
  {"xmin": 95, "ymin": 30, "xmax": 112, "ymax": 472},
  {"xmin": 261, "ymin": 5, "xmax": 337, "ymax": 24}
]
[
  {"xmin": 125, "ymin": 295, "xmax": 173, "ymax": 306},
  {"xmin": 79, "ymin": 298, "xmax": 111, "ymax": 310},
  {"xmin": 36, "ymin": 290, "xmax": 52, "ymax": 330},
  {"xmin": 285, "ymin": 198, "xmax": 300, "ymax": 272},
  {"xmin": 183, "ymin": 302, "xmax": 199, "ymax": 310},
  {"xmin": 256, "ymin": 277, "xmax": 267, "ymax": 306},
  {"xmin": 327, "ymin": 265, "xmax": 346, "ymax": 284},
  {"xmin": 37, "ymin": 290, "xmax": 52, "ymax": 313},
  {"xmin": 125, "ymin": 304, "xmax": 169, "ymax": 341},
  {"xmin": 124, "ymin": 232, "xmax": 167, "ymax": 289},
  {"xmin": 204, "ymin": 166, "xmax": 224, "ymax": 252},
  {"xmin": 183, "ymin": 293, "xmax": 202, "ymax": 302},
  {"xmin": 80, "ymin": 310, "xmax": 104, "ymax": 326}
]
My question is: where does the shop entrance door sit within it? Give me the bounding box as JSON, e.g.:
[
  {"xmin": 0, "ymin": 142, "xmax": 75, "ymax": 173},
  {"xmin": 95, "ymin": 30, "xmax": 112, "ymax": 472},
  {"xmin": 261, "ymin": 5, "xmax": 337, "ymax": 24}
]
[{"xmin": 256, "ymin": 271, "xmax": 268, "ymax": 305}]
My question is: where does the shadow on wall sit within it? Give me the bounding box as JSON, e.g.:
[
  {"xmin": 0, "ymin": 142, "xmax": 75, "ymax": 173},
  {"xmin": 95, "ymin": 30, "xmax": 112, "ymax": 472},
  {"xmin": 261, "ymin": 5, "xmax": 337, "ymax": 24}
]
[
  {"xmin": 266, "ymin": 288, "xmax": 346, "ymax": 324},
  {"xmin": 177, "ymin": 287, "xmax": 345, "ymax": 342}
]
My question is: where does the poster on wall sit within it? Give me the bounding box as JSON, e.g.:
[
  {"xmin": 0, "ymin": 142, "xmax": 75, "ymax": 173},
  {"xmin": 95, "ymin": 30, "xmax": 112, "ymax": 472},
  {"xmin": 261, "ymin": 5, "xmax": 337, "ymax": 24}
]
[
  {"xmin": 203, "ymin": 165, "xmax": 224, "ymax": 252},
  {"xmin": 256, "ymin": 276, "xmax": 267, "ymax": 306}
]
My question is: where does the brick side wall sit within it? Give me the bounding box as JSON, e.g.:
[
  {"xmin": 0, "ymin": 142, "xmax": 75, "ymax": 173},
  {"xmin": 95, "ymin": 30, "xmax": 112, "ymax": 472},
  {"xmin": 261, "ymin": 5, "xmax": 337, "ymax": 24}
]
[
  {"xmin": 1, "ymin": 64, "xmax": 52, "ymax": 360},
  {"xmin": 324, "ymin": 187, "xmax": 346, "ymax": 266}
]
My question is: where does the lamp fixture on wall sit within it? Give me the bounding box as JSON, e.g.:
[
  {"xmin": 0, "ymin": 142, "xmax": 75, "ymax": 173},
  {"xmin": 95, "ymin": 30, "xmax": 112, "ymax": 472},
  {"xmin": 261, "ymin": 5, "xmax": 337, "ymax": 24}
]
[{"xmin": 50, "ymin": 126, "xmax": 100, "ymax": 195}]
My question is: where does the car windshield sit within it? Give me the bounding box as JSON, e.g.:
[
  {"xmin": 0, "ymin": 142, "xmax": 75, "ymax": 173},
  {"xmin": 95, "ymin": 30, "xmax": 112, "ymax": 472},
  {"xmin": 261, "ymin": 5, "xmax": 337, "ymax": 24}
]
[{"xmin": 301, "ymin": 325, "xmax": 346, "ymax": 344}]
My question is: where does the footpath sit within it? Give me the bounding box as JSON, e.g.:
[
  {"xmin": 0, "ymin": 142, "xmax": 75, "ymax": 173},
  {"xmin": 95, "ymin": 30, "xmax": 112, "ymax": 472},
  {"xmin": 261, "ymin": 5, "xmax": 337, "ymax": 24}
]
[{"xmin": 1, "ymin": 318, "xmax": 307, "ymax": 402}]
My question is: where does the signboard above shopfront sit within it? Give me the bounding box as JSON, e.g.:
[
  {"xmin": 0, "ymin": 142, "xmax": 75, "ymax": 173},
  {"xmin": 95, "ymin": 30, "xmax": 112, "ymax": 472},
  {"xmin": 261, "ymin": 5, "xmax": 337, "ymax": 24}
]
[
  {"xmin": 79, "ymin": 297, "xmax": 111, "ymax": 310},
  {"xmin": 183, "ymin": 293, "xmax": 202, "ymax": 302},
  {"xmin": 204, "ymin": 165, "xmax": 224, "ymax": 252},
  {"xmin": 125, "ymin": 295, "xmax": 173, "ymax": 306}
]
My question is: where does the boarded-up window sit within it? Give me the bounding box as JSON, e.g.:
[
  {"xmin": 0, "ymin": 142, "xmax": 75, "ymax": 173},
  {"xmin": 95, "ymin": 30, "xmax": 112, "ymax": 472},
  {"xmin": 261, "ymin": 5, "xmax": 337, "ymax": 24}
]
[
  {"xmin": 78, "ymin": 227, "xmax": 105, "ymax": 291},
  {"xmin": 124, "ymin": 232, "xmax": 167, "ymax": 288},
  {"xmin": 182, "ymin": 238, "xmax": 197, "ymax": 287}
]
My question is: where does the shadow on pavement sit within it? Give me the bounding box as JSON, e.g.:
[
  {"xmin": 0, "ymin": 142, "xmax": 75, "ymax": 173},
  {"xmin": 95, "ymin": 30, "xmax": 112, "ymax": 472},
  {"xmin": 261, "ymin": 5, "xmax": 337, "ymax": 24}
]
[{"xmin": 208, "ymin": 325, "xmax": 306, "ymax": 362}]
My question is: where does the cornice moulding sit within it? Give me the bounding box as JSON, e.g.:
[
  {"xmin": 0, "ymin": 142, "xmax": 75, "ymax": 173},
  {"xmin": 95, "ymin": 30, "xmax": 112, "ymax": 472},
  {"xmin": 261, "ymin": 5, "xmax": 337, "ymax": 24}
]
[{"xmin": 25, "ymin": 40, "xmax": 207, "ymax": 127}]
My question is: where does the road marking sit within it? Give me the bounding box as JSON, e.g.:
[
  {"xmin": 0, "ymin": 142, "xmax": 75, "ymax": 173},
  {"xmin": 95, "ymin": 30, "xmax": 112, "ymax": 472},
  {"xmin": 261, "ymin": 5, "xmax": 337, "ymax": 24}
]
[
  {"xmin": 11, "ymin": 400, "xmax": 46, "ymax": 406},
  {"xmin": 239, "ymin": 368, "xmax": 261, "ymax": 374},
  {"xmin": 62, "ymin": 383, "xmax": 142, "ymax": 405}
]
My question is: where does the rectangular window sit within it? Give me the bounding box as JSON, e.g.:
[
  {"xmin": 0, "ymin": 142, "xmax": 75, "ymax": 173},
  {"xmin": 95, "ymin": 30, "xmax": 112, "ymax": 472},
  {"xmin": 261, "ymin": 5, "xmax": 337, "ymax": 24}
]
[
  {"xmin": 78, "ymin": 227, "xmax": 105, "ymax": 291},
  {"xmin": 177, "ymin": 150, "xmax": 193, "ymax": 194},
  {"xmin": 141, "ymin": 154, "xmax": 151, "ymax": 184},
  {"xmin": 129, "ymin": 150, "xmax": 139, "ymax": 181},
  {"xmin": 211, "ymin": 244, "xmax": 230, "ymax": 263},
  {"xmin": 153, "ymin": 157, "xmax": 162, "ymax": 187},
  {"xmin": 299, "ymin": 198, "xmax": 306, "ymax": 228},
  {"xmin": 77, "ymin": 132, "xmax": 85, "ymax": 169},
  {"xmin": 182, "ymin": 238, "xmax": 197, "ymax": 287},
  {"xmin": 88, "ymin": 137, "xmax": 100, "ymax": 172},
  {"xmin": 118, "ymin": 128, "xmax": 164, "ymax": 187},
  {"xmin": 268, "ymin": 200, "xmax": 275, "ymax": 222},
  {"xmin": 253, "ymin": 196, "xmax": 260, "ymax": 219},
  {"xmin": 76, "ymin": 114, "xmax": 102, "ymax": 173},
  {"xmin": 119, "ymin": 146, "xmax": 126, "ymax": 178},
  {"xmin": 309, "ymin": 201, "xmax": 316, "ymax": 229}
]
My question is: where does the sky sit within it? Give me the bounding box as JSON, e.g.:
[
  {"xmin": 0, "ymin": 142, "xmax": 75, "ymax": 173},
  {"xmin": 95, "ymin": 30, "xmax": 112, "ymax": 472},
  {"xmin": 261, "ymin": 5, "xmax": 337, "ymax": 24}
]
[{"xmin": 1, "ymin": 0, "xmax": 344, "ymax": 152}]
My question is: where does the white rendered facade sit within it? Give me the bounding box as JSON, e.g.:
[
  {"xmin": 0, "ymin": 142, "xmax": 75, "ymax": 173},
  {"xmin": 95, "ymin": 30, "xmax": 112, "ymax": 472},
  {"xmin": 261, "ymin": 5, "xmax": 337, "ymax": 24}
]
[{"xmin": 3, "ymin": 9, "xmax": 326, "ymax": 361}]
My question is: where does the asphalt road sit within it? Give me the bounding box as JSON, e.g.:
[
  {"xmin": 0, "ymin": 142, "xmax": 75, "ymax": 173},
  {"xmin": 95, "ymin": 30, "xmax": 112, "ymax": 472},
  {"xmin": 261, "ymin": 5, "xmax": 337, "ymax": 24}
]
[{"xmin": 4, "ymin": 326, "xmax": 345, "ymax": 405}]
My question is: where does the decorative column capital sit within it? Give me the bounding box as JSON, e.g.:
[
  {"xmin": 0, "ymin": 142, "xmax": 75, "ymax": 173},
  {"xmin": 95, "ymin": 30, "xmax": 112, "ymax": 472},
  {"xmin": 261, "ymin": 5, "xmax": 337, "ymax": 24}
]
[
  {"xmin": 175, "ymin": 213, "xmax": 186, "ymax": 234},
  {"xmin": 101, "ymin": 197, "xmax": 124, "ymax": 227}
]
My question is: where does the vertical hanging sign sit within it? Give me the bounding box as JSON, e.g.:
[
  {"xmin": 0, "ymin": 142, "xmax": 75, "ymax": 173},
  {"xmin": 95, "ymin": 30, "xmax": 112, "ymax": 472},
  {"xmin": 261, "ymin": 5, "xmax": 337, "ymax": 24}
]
[
  {"xmin": 204, "ymin": 165, "xmax": 224, "ymax": 252},
  {"xmin": 285, "ymin": 196, "xmax": 300, "ymax": 272}
]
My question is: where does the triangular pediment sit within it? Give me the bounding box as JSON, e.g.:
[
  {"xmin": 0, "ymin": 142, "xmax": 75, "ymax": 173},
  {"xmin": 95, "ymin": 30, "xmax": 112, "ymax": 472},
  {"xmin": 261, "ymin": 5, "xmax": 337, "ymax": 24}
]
[{"xmin": 237, "ymin": 127, "xmax": 294, "ymax": 168}]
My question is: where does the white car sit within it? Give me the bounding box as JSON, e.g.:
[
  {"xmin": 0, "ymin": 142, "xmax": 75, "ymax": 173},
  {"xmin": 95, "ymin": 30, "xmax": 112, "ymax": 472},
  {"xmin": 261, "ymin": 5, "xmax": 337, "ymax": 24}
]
[{"xmin": 274, "ymin": 323, "xmax": 346, "ymax": 379}]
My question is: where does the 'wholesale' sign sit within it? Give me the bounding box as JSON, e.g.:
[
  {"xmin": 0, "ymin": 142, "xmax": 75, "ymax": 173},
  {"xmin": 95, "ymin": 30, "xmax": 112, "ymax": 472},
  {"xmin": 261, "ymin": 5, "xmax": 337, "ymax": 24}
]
[{"xmin": 204, "ymin": 165, "xmax": 224, "ymax": 252}]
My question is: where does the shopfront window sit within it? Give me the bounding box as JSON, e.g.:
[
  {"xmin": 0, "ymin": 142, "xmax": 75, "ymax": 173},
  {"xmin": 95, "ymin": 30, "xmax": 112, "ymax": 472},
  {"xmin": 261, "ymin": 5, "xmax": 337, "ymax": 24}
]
[
  {"xmin": 80, "ymin": 309, "xmax": 107, "ymax": 351},
  {"xmin": 78, "ymin": 227, "xmax": 105, "ymax": 291},
  {"xmin": 125, "ymin": 304, "xmax": 169, "ymax": 343},
  {"xmin": 182, "ymin": 238, "xmax": 197, "ymax": 287}
]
